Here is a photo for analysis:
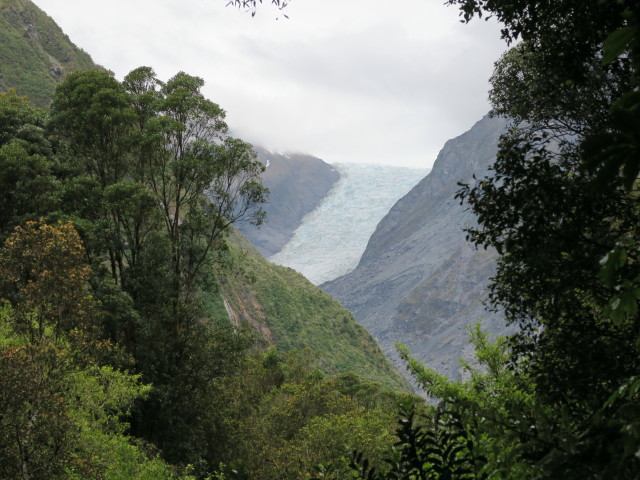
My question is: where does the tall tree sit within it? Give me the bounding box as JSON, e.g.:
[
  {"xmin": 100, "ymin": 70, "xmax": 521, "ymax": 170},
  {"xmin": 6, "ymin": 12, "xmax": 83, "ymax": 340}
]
[{"xmin": 126, "ymin": 69, "xmax": 266, "ymax": 319}]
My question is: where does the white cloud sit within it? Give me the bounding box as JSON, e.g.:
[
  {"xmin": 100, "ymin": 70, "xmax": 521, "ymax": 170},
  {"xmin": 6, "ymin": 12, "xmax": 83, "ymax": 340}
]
[{"xmin": 34, "ymin": 0, "xmax": 508, "ymax": 167}]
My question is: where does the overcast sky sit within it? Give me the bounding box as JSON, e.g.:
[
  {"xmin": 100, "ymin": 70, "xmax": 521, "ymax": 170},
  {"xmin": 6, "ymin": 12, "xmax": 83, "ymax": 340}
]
[{"xmin": 34, "ymin": 0, "xmax": 507, "ymax": 168}]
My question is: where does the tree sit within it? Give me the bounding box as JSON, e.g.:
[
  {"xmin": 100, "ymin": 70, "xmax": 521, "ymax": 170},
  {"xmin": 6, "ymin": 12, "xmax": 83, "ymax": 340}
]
[
  {"xmin": 0, "ymin": 91, "xmax": 59, "ymax": 236},
  {"xmin": 352, "ymin": 403, "xmax": 487, "ymax": 480},
  {"xmin": 0, "ymin": 325, "xmax": 74, "ymax": 480},
  {"xmin": 47, "ymin": 67, "xmax": 268, "ymax": 473},
  {"xmin": 449, "ymin": 0, "xmax": 640, "ymax": 477},
  {"xmin": 0, "ymin": 220, "xmax": 175, "ymax": 480},
  {"xmin": 0, "ymin": 220, "xmax": 97, "ymax": 345},
  {"xmin": 350, "ymin": 329, "xmax": 534, "ymax": 480},
  {"xmin": 0, "ymin": 304, "xmax": 175, "ymax": 480},
  {"xmin": 214, "ymin": 349, "xmax": 400, "ymax": 480},
  {"xmin": 49, "ymin": 70, "xmax": 134, "ymax": 189},
  {"xmin": 51, "ymin": 67, "xmax": 267, "ymax": 312},
  {"xmin": 125, "ymin": 68, "xmax": 267, "ymax": 315},
  {"xmin": 225, "ymin": 0, "xmax": 289, "ymax": 17}
]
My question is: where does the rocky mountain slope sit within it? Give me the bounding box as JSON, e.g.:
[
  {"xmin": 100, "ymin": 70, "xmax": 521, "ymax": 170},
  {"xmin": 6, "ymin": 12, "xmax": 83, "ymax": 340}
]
[
  {"xmin": 0, "ymin": 0, "xmax": 96, "ymax": 106},
  {"xmin": 322, "ymin": 116, "xmax": 510, "ymax": 379},
  {"xmin": 236, "ymin": 147, "xmax": 339, "ymax": 257}
]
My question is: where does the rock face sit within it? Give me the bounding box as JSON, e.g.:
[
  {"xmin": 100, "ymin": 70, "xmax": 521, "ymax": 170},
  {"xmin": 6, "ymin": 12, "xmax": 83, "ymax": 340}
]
[
  {"xmin": 322, "ymin": 116, "xmax": 510, "ymax": 379},
  {"xmin": 236, "ymin": 147, "xmax": 340, "ymax": 257}
]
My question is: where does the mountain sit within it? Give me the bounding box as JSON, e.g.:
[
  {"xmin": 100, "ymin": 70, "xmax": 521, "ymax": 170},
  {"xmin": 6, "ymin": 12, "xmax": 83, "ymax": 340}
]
[
  {"xmin": 236, "ymin": 147, "xmax": 340, "ymax": 257},
  {"xmin": 213, "ymin": 227, "xmax": 411, "ymax": 392},
  {"xmin": 0, "ymin": 0, "xmax": 96, "ymax": 106},
  {"xmin": 322, "ymin": 116, "xmax": 510, "ymax": 380}
]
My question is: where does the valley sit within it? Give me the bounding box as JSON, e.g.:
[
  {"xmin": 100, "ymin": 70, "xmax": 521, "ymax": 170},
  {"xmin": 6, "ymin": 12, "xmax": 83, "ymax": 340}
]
[
  {"xmin": 2, "ymin": 0, "xmax": 636, "ymax": 478},
  {"xmin": 322, "ymin": 116, "xmax": 510, "ymax": 379}
]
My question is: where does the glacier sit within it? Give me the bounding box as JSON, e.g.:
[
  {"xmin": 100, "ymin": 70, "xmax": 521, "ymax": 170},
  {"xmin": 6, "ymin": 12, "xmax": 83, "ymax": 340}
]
[{"xmin": 269, "ymin": 162, "xmax": 429, "ymax": 285}]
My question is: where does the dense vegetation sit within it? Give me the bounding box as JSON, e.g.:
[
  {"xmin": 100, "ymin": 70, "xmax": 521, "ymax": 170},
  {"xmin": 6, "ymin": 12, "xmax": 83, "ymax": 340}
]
[
  {"xmin": 0, "ymin": 5, "xmax": 411, "ymax": 477},
  {"xmin": 218, "ymin": 229, "xmax": 410, "ymax": 392},
  {"xmin": 0, "ymin": 63, "xmax": 411, "ymax": 478}
]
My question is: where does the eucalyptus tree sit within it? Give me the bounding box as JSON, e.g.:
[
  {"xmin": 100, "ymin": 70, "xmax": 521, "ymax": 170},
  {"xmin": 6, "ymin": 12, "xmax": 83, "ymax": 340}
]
[{"xmin": 49, "ymin": 67, "xmax": 267, "ymax": 468}]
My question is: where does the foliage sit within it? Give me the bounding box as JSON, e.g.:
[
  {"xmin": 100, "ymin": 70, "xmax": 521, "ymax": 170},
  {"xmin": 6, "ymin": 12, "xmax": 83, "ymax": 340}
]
[
  {"xmin": 449, "ymin": 0, "xmax": 640, "ymax": 478},
  {"xmin": 0, "ymin": 0, "xmax": 96, "ymax": 106},
  {"xmin": 0, "ymin": 220, "xmax": 97, "ymax": 344},
  {"xmin": 50, "ymin": 67, "xmax": 267, "ymax": 309},
  {"xmin": 215, "ymin": 348, "xmax": 402, "ymax": 480},
  {"xmin": 46, "ymin": 68, "xmax": 270, "ymax": 472},
  {"xmin": 346, "ymin": 0, "xmax": 640, "ymax": 476},
  {"xmin": 217, "ymin": 228, "xmax": 411, "ymax": 392},
  {"xmin": 49, "ymin": 70, "xmax": 135, "ymax": 188},
  {"xmin": 0, "ymin": 6, "xmax": 419, "ymax": 476},
  {"xmin": 0, "ymin": 47, "xmax": 413, "ymax": 477},
  {"xmin": 350, "ymin": 327, "xmax": 547, "ymax": 480},
  {"xmin": 397, "ymin": 329, "xmax": 541, "ymax": 480},
  {"xmin": 351, "ymin": 401, "xmax": 486, "ymax": 480},
  {"xmin": 0, "ymin": 91, "xmax": 59, "ymax": 236},
  {"xmin": 0, "ymin": 222, "xmax": 176, "ymax": 480},
  {"xmin": 0, "ymin": 329, "xmax": 76, "ymax": 480}
]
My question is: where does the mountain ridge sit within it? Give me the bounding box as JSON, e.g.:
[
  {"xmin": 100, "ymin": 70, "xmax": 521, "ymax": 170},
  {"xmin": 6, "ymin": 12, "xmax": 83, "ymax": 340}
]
[{"xmin": 322, "ymin": 115, "xmax": 510, "ymax": 379}]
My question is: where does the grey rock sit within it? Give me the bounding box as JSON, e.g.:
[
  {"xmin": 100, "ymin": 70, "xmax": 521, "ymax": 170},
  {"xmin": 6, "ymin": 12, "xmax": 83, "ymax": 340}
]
[{"xmin": 322, "ymin": 115, "xmax": 511, "ymax": 380}]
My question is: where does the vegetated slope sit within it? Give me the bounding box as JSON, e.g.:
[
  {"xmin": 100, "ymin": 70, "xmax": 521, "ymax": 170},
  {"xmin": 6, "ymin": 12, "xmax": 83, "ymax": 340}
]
[
  {"xmin": 0, "ymin": 0, "xmax": 96, "ymax": 106},
  {"xmin": 322, "ymin": 116, "xmax": 510, "ymax": 380},
  {"xmin": 215, "ymin": 227, "xmax": 411, "ymax": 392},
  {"xmin": 236, "ymin": 147, "xmax": 339, "ymax": 257}
]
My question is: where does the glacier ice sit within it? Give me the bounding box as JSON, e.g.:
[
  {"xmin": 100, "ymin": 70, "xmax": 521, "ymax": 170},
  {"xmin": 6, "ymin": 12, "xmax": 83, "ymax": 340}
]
[{"xmin": 269, "ymin": 162, "xmax": 429, "ymax": 285}]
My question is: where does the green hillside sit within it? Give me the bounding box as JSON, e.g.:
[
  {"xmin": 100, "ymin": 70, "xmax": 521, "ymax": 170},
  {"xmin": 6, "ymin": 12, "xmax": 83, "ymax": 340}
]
[
  {"xmin": 216, "ymin": 228, "xmax": 411, "ymax": 392},
  {"xmin": 0, "ymin": 0, "xmax": 96, "ymax": 106}
]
